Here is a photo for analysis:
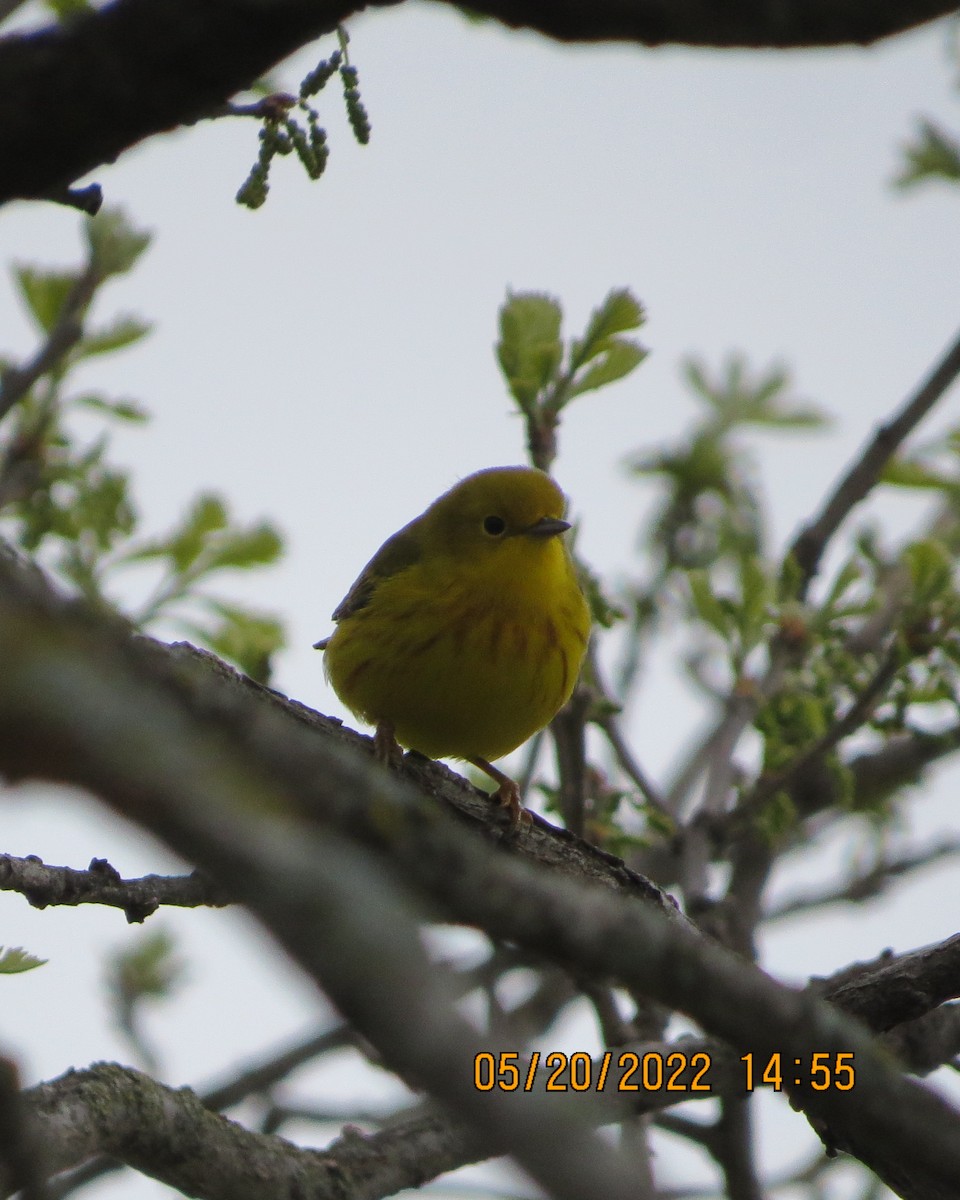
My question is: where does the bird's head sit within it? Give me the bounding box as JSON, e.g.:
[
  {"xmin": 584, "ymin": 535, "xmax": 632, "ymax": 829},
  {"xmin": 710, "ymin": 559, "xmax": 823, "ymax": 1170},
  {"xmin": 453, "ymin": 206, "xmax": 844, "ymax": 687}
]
[{"xmin": 421, "ymin": 466, "xmax": 572, "ymax": 564}]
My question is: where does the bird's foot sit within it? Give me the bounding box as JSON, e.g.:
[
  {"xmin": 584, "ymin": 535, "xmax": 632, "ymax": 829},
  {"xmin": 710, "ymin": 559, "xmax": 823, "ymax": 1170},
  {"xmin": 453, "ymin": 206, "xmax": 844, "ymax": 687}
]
[
  {"xmin": 469, "ymin": 757, "xmax": 531, "ymax": 828},
  {"xmin": 374, "ymin": 721, "xmax": 404, "ymax": 769},
  {"xmin": 495, "ymin": 778, "xmax": 533, "ymax": 828}
]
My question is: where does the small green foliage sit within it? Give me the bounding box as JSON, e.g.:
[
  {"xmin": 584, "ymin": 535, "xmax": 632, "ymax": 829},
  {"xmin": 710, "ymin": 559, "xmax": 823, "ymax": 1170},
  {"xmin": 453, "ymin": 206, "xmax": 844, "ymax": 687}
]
[
  {"xmin": 75, "ymin": 316, "xmax": 153, "ymax": 360},
  {"xmin": 894, "ymin": 118, "xmax": 960, "ymax": 190},
  {"xmin": 42, "ymin": 0, "xmax": 91, "ymax": 18},
  {"xmin": 497, "ymin": 293, "xmax": 564, "ymax": 413},
  {"xmin": 686, "ymin": 556, "xmax": 774, "ymax": 674},
  {"xmin": 497, "ymin": 289, "xmax": 646, "ymax": 417},
  {"xmin": 568, "ymin": 290, "xmax": 647, "ymax": 399},
  {"xmin": 0, "ymin": 209, "xmax": 287, "ymax": 680},
  {"xmin": 181, "ymin": 602, "xmax": 285, "ymax": 684},
  {"xmin": 107, "ymin": 927, "xmax": 186, "ymax": 1071},
  {"xmin": 882, "ymin": 439, "xmax": 960, "ymax": 502},
  {"xmin": 76, "ymin": 394, "xmax": 149, "ymax": 423},
  {"xmin": 237, "ymin": 27, "xmax": 369, "ymax": 209},
  {"xmin": 14, "ymin": 267, "xmax": 78, "ymax": 334},
  {"xmin": 85, "ymin": 208, "xmax": 151, "ymax": 278},
  {"xmin": 114, "ymin": 494, "xmax": 283, "ymax": 681},
  {"xmin": 577, "ymin": 558, "xmax": 626, "ymax": 629},
  {"xmin": 496, "ymin": 288, "xmax": 647, "ymax": 471},
  {"xmin": 682, "ymin": 355, "xmax": 827, "ymax": 431},
  {"xmin": 631, "ymin": 356, "xmax": 823, "ymax": 577},
  {"xmin": 902, "ymin": 538, "xmax": 954, "ymax": 605},
  {"xmin": 754, "ymin": 788, "xmax": 799, "ymax": 840},
  {"xmin": 108, "ymin": 927, "xmax": 185, "ymax": 1005},
  {"xmin": 688, "ymin": 569, "xmax": 735, "ymax": 639},
  {"xmin": 0, "ymin": 946, "xmax": 47, "ymax": 974}
]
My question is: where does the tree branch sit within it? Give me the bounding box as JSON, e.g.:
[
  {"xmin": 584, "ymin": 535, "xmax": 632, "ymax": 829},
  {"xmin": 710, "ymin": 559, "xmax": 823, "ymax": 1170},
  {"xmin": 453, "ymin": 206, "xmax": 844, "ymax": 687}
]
[
  {"xmin": 789, "ymin": 326, "xmax": 960, "ymax": 596},
  {"xmin": 0, "ymin": 854, "xmax": 229, "ymax": 923},
  {"xmin": 3, "ymin": 549, "xmax": 960, "ymax": 1198},
  {"xmin": 767, "ymin": 836, "xmax": 960, "ymax": 921},
  {"xmin": 0, "ymin": 0, "xmax": 957, "ymax": 207},
  {"xmin": 470, "ymin": 0, "xmax": 957, "ymax": 45},
  {"xmin": 17, "ymin": 1063, "xmax": 482, "ymax": 1200},
  {"xmin": 47, "ymin": 1024, "xmax": 359, "ymax": 1198},
  {"xmin": 820, "ymin": 934, "xmax": 960, "ymax": 1034}
]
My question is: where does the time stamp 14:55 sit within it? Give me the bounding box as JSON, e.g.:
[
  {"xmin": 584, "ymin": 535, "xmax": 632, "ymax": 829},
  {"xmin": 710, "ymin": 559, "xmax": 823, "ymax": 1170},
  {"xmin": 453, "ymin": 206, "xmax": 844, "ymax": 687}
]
[{"xmin": 473, "ymin": 1050, "xmax": 857, "ymax": 1094}]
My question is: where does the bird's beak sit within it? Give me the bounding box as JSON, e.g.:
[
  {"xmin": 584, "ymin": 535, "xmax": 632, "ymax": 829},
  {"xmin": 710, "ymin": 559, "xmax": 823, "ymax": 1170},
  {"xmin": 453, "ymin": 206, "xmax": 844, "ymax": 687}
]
[{"xmin": 523, "ymin": 516, "xmax": 571, "ymax": 539}]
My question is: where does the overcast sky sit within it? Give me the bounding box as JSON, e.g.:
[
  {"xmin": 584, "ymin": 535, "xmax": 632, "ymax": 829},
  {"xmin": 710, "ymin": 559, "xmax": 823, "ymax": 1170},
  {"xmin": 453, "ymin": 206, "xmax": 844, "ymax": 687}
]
[{"xmin": 1, "ymin": 5, "xmax": 959, "ymax": 1197}]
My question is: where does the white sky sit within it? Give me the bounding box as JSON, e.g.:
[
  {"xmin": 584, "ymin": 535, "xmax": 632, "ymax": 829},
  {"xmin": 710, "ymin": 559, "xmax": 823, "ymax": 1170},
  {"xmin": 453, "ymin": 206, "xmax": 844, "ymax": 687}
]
[{"xmin": 1, "ymin": 5, "xmax": 959, "ymax": 1197}]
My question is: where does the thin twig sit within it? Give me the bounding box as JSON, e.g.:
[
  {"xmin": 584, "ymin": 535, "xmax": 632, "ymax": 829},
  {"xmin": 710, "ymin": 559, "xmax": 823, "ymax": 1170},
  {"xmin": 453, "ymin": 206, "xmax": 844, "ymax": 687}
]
[
  {"xmin": 202, "ymin": 93, "xmax": 297, "ymax": 122},
  {"xmin": 767, "ymin": 836, "xmax": 960, "ymax": 921},
  {"xmin": 260, "ymin": 1102, "xmax": 395, "ymax": 1134},
  {"xmin": 551, "ymin": 685, "xmax": 591, "ymax": 836},
  {"xmin": 790, "ymin": 325, "xmax": 960, "ymax": 597},
  {"xmin": 0, "ymin": 854, "xmax": 230, "ymax": 923},
  {"xmin": 714, "ymin": 1098, "xmax": 763, "ymax": 1200},
  {"xmin": 582, "ymin": 983, "xmax": 636, "ymax": 1047},
  {"xmin": 38, "ymin": 184, "xmax": 103, "ymax": 215},
  {"xmin": 732, "ymin": 638, "xmax": 902, "ymax": 831},
  {"xmin": 594, "ymin": 711, "xmax": 669, "ymax": 817},
  {"xmin": 516, "ymin": 728, "xmax": 545, "ymax": 796},
  {"xmin": 200, "ymin": 1025, "xmax": 355, "ymax": 1110},
  {"xmin": 0, "ymin": 262, "xmax": 100, "ymax": 425}
]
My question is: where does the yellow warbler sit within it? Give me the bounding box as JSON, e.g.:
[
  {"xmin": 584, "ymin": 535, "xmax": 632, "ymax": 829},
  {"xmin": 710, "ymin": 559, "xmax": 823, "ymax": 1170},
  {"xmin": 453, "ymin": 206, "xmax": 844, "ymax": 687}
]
[{"xmin": 315, "ymin": 466, "xmax": 590, "ymax": 822}]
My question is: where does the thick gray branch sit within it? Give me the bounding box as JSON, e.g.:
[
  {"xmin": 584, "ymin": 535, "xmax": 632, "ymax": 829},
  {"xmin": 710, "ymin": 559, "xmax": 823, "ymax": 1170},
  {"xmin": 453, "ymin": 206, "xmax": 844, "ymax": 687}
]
[
  {"xmin": 0, "ymin": 854, "xmax": 228, "ymax": 923},
  {"xmin": 0, "ymin": 0, "xmax": 956, "ymax": 206},
  {"xmin": 15, "ymin": 1064, "xmax": 478, "ymax": 1200},
  {"xmin": 3, "ymin": 547, "xmax": 960, "ymax": 1198}
]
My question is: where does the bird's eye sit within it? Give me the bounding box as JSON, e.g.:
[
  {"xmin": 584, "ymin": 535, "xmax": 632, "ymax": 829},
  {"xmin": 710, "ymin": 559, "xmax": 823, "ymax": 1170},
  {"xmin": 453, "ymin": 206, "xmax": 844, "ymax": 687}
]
[{"xmin": 483, "ymin": 515, "xmax": 507, "ymax": 537}]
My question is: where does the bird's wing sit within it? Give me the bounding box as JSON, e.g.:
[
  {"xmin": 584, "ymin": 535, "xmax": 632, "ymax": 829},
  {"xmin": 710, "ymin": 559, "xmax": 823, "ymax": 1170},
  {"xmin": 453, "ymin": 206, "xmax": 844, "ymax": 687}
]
[{"xmin": 330, "ymin": 519, "xmax": 424, "ymax": 622}]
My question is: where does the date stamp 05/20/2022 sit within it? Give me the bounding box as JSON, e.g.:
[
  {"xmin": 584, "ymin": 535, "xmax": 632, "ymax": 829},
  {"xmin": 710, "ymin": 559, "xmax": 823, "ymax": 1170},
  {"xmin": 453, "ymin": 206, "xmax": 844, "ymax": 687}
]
[{"xmin": 473, "ymin": 1050, "xmax": 857, "ymax": 1095}]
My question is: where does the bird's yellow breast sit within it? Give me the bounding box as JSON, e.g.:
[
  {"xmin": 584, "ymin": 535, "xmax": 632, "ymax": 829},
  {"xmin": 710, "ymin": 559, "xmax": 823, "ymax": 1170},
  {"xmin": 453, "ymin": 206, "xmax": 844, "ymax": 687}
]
[{"xmin": 324, "ymin": 533, "xmax": 589, "ymax": 762}]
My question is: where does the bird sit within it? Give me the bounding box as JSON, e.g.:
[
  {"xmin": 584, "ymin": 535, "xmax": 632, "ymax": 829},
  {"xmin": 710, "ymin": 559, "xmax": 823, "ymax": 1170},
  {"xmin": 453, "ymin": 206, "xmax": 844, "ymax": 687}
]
[{"xmin": 315, "ymin": 465, "xmax": 591, "ymax": 824}]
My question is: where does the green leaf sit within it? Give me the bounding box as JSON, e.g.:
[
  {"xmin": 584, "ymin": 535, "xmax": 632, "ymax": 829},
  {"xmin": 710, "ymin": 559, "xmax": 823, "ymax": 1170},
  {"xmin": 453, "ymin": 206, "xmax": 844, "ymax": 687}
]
[
  {"xmin": 570, "ymin": 289, "xmax": 645, "ymax": 368},
  {"xmin": 75, "ymin": 316, "xmax": 153, "ymax": 359},
  {"xmin": 122, "ymin": 494, "xmax": 228, "ymax": 570},
  {"xmin": 569, "ymin": 339, "xmax": 646, "ymax": 398},
  {"xmin": 895, "ymin": 119, "xmax": 960, "ymax": 190},
  {"xmin": 902, "ymin": 539, "xmax": 953, "ymax": 602},
  {"xmin": 108, "ymin": 928, "xmax": 185, "ymax": 1005},
  {"xmin": 496, "ymin": 292, "xmax": 563, "ymax": 410},
  {"xmin": 688, "ymin": 570, "xmax": 733, "ymax": 637},
  {"xmin": 187, "ymin": 602, "xmax": 285, "ymax": 683},
  {"xmin": 168, "ymin": 494, "xmax": 229, "ymax": 573},
  {"xmin": 822, "ymin": 557, "xmax": 864, "ymax": 613},
  {"xmin": 76, "ymin": 394, "xmax": 150, "ymax": 423},
  {"xmin": 202, "ymin": 522, "xmax": 284, "ymax": 572},
  {"xmin": 881, "ymin": 457, "xmax": 960, "ymax": 495},
  {"xmin": 682, "ymin": 354, "xmax": 827, "ymax": 430},
  {"xmin": 43, "ymin": 0, "xmax": 91, "ymax": 17},
  {"xmin": 0, "ymin": 946, "xmax": 47, "ymax": 974},
  {"xmin": 85, "ymin": 209, "xmax": 151, "ymax": 278},
  {"xmin": 73, "ymin": 468, "xmax": 136, "ymax": 550},
  {"xmin": 15, "ymin": 267, "xmax": 78, "ymax": 333},
  {"xmin": 738, "ymin": 555, "xmax": 770, "ymax": 642}
]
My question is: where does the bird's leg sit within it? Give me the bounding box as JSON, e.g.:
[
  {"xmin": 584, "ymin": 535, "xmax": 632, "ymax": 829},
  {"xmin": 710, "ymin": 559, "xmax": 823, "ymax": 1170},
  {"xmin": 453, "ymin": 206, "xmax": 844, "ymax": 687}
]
[
  {"xmin": 467, "ymin": 757, "xmax": 531, "ymax": 827},
  {"xmin": 374, "ymin": 720, "xmax": 404, "ymax": 768}
]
